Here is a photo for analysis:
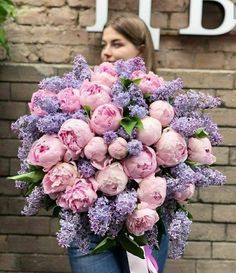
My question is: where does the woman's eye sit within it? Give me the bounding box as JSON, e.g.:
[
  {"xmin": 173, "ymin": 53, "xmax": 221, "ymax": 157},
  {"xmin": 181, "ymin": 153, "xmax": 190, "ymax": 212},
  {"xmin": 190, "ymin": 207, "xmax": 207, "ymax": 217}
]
[{"xmin": 113, "ymin": 43, "xmax": 122, "ymax": 48}]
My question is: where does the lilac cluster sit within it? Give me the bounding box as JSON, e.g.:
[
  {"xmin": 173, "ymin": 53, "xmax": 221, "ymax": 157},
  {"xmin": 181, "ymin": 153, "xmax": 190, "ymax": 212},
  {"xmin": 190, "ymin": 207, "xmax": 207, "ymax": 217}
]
[
  {"xmin": 70, "ymin": 109, "xmax": 87, "ymax": 121},
  {"xmin": 112, "ymin": 79, "xmax": 126, "ymax": 95},
  {"xmin": 145, "ymin": 224, "xmax": 159, "ymax": 247},
  {"xmin": 115, "ymin": 57, "xmax": 146, "ymax": 78},
  {"xmin": 78, "ymin": 159, "xmax": 96, "ymax": 178},
  {"xmin": 168, "ymin": 210, "xmax": 192, "ymax": 259},
  {"xmin": 170, "ymin": 116, "xmax": 203, "ymax": 137},
  {"xmin": 127, "ymin": 139, "xmax": 143, "ymax": 156},
  {"xmin": 108, "ymin": 190, "xmax": 137, "ymax": 237},
  {"xmin": 174, "ymin": 90, "xmax": 221, "ymax": 116},
  {"xmin": 112, "ymin": 92, "xmax": 130, "ymax": 108},
  {"xmin": 36, "ymin": 113, "xmax": 69, "ymax": 134},
  {"xmin": 57, "ymin": 209, "xmax": 80, "ymax": 248},
  {"xmin": 21, "ymin": 186, "xmax": 45, "ymax": 216},
  {"xmin": 150, "ymin": 78, "xmax": 183, "ymax": 101},
  {"xmin": 73, "ymin": 214, "xmax": 91, "ymax": 254},
  {"xmin": 36, "ymin": 97, "xmax": 60, "ymax": 114},
  {"xmin": 128, "ymin": 105, "xmax": 148, "ymax": 119},
  {"xmin": 15, "ymin": 180, "xmax": 27, "ymax": 189},
  {"xmin": 72, "ymin": 55, "xmax": 91, "ymax": 81},
  {"xmin": 170, "ymin": 163, "xmax": 198, "ymax": 186},
  {"xmin": 103, "ymin": 130, "xmax": 118, "ymax": 144},
  {"xmin": 193, "ymin": 166, "xmax": 226, "ymax": 187},
  {"xmin": 38, "ymin": 76, "xmax": 67, "ymax": 93},
  {"xmin": 62, "ymin": 72, "xmax": 83, "ymax": 89},
  {"xmin": 200, "ymin": 113, "xmax": 223, "ymax": 145},
  {"xmin": 129, "ymin": 84, "xmax": 148, "ymax": 108},
  {"xmin": 88, "ymin": 196, "xmax": 113, "ymax": 236}
]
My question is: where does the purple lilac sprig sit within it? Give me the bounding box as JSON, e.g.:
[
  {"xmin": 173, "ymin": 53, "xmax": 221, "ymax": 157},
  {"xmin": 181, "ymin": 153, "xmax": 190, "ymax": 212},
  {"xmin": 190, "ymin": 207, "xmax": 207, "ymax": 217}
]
[
  {"xmin": 77, "ymin": 159, "xmax": 96, "ymax": 178},
  {"xmin": 170, "ymin": 116, "xmax": 203, "ymax": 138},
  {"xmin": 38, "ymin": 76, "xmax": 67, "ymax": 94},
  {"xmin": 103, "ymin": 130, "xmax": 118, "ymax": 144},
  {"xmin": 150, "ymin": 78, "xmax": 183, "ymax": 101},
  {"xmin": 174, "ymin": 90, "xmax": 221, "ymax": 117},
  {"xmin": 88, "ymin": 196, "xmax": 113, "ymax": 236},
  {"xmin": 57, "ymin": 209, "xmax": 80, "ymax": 248},
  {"xmin": 70, "ymin": 109, "xmax": 87, "ymax": 121},
  {"xmin": 168, "ymin": 210, "xmax": 192, "ymax": 259},
  {"xmin": 128, "ymin": 105, "xmax": 148, "ymax": 119},
  {"xmin": 15, "ymin": 180, "xmax": 27, "ymax": 189},
  {"xmin": 145, "ymin": 224, "xmax": 159, "ymax": 248},
  {"xmin": 193, "ymin": 166, "xmax": 226, "ymax": 187},
  {"xmin": 72, "ymin": 55, "xmax": 91, "ymax": 81},
  {"xmin": 112, "ymin": 92, "xmax": 131, "ymax": 108},
  {"xmin": 21, "ymin": 186, "xmax": 45, "ymax": 216},
  {"xmin": 62, "ymin": 71, "xmax": 83, "ymax": 89},
  {"xmin": 36, "ymin": 97, "xmax": 60, "ymax": 114},
  {"xmin": 73, "ymin": 214, "xmax": 91, "ymax": 254},
  {"xmin": 129, "ymin": 84, "xmax": 148, "ymax": 108},
  {"xmin": 127, "ymin": 139, "xmax": 143, "ymax": 156},
  {"xmin": 108, "ymin": 190, "xmax": 137, "ymax": 237},
  {"xmin": 114, "ymin": 57, "xmax": 146, "ymax": 78},
  {"xmin": 36, "ymin": 113, "xmax": 70, "ymax": 134}
]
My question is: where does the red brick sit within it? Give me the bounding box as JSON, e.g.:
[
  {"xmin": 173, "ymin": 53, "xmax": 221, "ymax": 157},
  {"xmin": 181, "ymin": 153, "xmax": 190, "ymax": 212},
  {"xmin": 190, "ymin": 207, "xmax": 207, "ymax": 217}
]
[
  {"xmin": 194, "ymin": 52, "xmax": 225, "ymax": 69},
  {"xmin": 67, "ymin": 0, "xmax": 95, "ymax": 8},
  {"xmin": 0, "ymin": 121, "xmax": 11, "ymax": 138},
  {"xmin": 0, "ymin": 139, "xmax": 19, "ymax": 157},
  {"xmin": 169, "ymin": 12, "xmax": 189, "ymax": 29},
  {"xmin": 153, "ymin": 0, "xmax": 187, "ymax": 12},
  {"xmin": 197, "ymin": 260, "xmax": 236, "ymax": 273}
]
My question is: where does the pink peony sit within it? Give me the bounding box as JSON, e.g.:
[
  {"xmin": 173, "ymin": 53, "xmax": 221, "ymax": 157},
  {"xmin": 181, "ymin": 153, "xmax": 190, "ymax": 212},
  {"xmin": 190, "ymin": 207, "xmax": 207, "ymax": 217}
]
[
  {"xmin": 28, "ymin": 89, "xmax": 57, "ymax": 116},
  {"xmin": 108, "ymin": 137, "xmax": 128, "ymax": 160},
  {"xmin": 174, "ymin": 184, "xmax": 195, "ymax": 203},
  {"xmin": 96, "ymin": 162, "xmax": 128, "ymax": 196},
  {"xmin": 122, "ymin": 146, "xmax": 158, "ymax": 179},
  {"xmin": 84, "ymin": 137, "xmax": 108, "ymax": 162},
  {"xmin": 132, "ymin": 70, "xmax": 164, "ymax": 94},
  {"xmin": 154, "ymin": 128, "xmax": 188, "ymax": 167},
  {"xmin": 79, "ymin": 80, "xmax": 111, "ymax": 110},
  {"xmin": 90, "ymin": 103, "xmax": 122, "ymax": 135},
  {"xmin": 27, "ymin": 134, "xmax": 66, "ymax": 171},
  {"xmin": 188, "ymin": 137, "xmax": 216, "ymax": 165},
  {"xmin": 126, "ymin": 207, "xmax": 159, "ymax": 236},
  {"xmin": 149, "ymin": 100, "xmax": 175, "ymax": 126},
  {"xmin": 137, "ymin": 116, "xmax": 162, "ymax": 145},
  {"xmin": 42, "ymin": 162, "xmax": 78, "ymax": 194},
  {"xmin": 137, "ymin": 174, "xmax": 166, "ymax": 209},
  {"xmin": 57, "ymin": 88, "xmax": 81, "ymax": 113},
  {"xmin": 91, "ymin": 62, "xmax": 118, "ymax": 87},
  {"xmin": 58, "ymin": 119, "xmax": 94, "ymax": 160},
  {"xmin": 56, "ymin": 178, "xmax": 98, "ymax": 212}
]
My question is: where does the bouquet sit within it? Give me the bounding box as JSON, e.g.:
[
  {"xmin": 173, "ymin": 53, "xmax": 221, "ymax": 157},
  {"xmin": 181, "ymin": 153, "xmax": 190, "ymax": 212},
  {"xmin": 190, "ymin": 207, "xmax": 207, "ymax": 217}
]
[{"xmin": 9, "ymin": 55, "xmax": 226, "ymax": 262}]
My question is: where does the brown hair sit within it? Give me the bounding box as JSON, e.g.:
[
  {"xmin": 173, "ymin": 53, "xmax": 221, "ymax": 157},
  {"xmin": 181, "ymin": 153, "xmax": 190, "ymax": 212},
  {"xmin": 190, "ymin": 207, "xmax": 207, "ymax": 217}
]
[{"xmin": 104, "ymin": 15, "xmax": 157, "ymax": 72}]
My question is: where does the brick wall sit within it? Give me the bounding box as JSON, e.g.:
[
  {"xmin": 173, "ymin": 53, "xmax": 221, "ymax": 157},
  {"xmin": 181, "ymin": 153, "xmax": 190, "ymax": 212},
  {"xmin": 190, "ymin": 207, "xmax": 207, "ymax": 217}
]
[{"xmin": 0, "ymin": 1, "xmax": 236, "ymax": 273}]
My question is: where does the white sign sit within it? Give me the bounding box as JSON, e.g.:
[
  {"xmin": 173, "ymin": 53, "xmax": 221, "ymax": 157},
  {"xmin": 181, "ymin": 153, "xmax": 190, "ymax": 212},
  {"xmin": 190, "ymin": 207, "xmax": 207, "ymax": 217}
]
[{"xmin": 86, "ymin": 0, "xmax": 236, "ymax": 50}]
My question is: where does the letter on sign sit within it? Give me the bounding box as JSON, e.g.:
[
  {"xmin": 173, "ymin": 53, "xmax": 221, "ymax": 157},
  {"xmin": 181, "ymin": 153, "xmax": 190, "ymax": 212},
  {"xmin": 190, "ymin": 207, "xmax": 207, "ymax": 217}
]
[{"xmin": 180, "ymin": 0, "xmax": 236, "ymax": 35}]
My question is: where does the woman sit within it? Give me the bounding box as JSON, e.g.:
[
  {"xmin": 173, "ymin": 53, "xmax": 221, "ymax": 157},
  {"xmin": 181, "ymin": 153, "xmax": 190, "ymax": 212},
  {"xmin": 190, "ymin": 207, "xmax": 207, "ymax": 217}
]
[{"xmin": 68, "ymin": 15, "xmax": 168, "ymax": 273}]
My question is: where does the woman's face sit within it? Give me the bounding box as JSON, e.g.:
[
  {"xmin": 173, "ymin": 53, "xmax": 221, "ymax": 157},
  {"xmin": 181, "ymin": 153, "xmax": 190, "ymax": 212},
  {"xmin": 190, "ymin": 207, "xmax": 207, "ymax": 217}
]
[{"xmin": 101, "ymin": 26, "xmax": 141, "ymax": 63}]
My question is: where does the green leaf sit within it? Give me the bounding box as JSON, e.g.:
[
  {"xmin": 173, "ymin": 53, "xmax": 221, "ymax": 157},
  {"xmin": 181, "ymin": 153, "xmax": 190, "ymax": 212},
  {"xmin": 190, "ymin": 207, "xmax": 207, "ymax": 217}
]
[
  {"xmin": 132, "ymin": 78, "xmax": 142, "ymax": 85},
  {"xmin": 120, "ymin": 117, "xmax": 137, "ymax": 136},
  {"xmin": 83, "ymin": 105, "xmax": 92, "ymax": 118},
  {"xmin": 194, "ymin": 128, "xmax": 209, "ymax": 138},
  {"xmin": 133, "ymin": 117, "xmax": 143, "ymax": 129},
  {"xmin": 7, "ymin": 169, "xmax": 45, "ymax": 184},
  {"xmin": 121, "ymin": 78, "xmax": 133, "ymax": 88},
  {"xmin": 143, "ymin": 93, "xmax": 151, "ymax": 99},
  {"xmin": 185, "ymin": 159, "xmax": 198, "ymax": 167},
  {"xmin": 53, "ymin": 206, "xmax": 61, "ymax": 217},
  {"xmin": 132, "ymin": 234, "xmax": 148, "ymax": 246},
  {"xmin": 118, "ymin": 233, "xmax": 145, "ymax": 259},
  {"xmin": 91, "ymin": 237, "xmax": 116, "ymax": 254}
]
